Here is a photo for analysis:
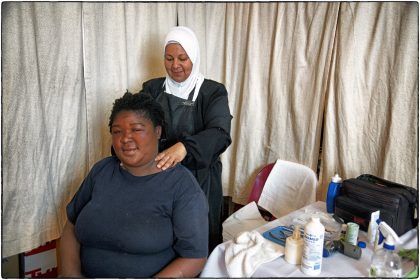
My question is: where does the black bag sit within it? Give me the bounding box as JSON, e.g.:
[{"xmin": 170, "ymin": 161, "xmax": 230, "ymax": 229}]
[{"xmin": 334, "ymin": 174, "xmax": 418, "ymax": 236}]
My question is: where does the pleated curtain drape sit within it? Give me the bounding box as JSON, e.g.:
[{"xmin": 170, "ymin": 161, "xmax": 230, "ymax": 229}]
[
  {"xmin": 320, "ymin": 2, "xmax": 419, "ymax": 201},
  {"xmin": 2, "ymin": 2, "xmax": 88, "ymax": 258},
  {"xmin": 2, "ymin": 2, "xmax": 418, "ymax": 257}
]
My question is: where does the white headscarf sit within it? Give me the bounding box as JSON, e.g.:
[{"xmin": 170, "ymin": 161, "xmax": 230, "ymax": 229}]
[{"xmin": 164, "ymin": 26, "xmax": 204, "ymax": 101}]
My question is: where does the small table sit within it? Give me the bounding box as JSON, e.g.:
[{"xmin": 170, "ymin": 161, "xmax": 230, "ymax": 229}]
[{"xmin": 200, "ymin": 201, "xmax": 418, "ymax": 278}]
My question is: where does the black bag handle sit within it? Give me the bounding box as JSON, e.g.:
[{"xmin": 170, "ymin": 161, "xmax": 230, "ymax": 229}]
[
  {"xmin": 358, "ymin": 174, "xmax": 418, "ymax": 228},
  {"xmin": 357, "ymin": 174, "xmax": 418, "ymax": 205}
]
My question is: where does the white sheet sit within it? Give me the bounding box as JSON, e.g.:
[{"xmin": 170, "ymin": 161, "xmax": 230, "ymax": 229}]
[
  {"xmin": 257, "ymin": 159, "xmax": 317, "ymax": 218},
  {"xmin": 222, "ymin": 201, "xmax": 267, "ymax": 242}
]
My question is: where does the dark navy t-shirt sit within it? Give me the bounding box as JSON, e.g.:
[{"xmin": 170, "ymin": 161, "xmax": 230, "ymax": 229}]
[{"xmin": 67, "ymin": 157, "xmax": 209, "ymax": 278}]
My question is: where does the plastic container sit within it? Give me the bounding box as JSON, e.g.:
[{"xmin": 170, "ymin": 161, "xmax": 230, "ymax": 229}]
[
  {"xmin": 369, "ymin": 243, "xmax": 402, "ymax": 277},
  {"xmin": 285, "ymin": 226, "xmax": 304, "ymax": 265},
  {"xmin": 326, "ymin": 174, "xmax": 342, "ymax": 213},
  {"xmin": 367, "ymin": 211, "xmax": 380, "ymax": 244},
  {"xmin": 373, "ymin": 218, "xmax": 383, "ymax": 251},
  {"xmin": 345, "ymin": 222, "xmax": 359, "ymax": 246},
  {"xmin": 369, "ymin": 222, "xmax": 402, "ymax": 277},
  {"xmin": 301, "ymin": 216, "xmax": 325, "ymax": 276}
]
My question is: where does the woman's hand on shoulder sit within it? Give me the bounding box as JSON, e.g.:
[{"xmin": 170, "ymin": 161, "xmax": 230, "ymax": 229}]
[{"xmin": 155, "ymin": 142, "xmax": 187, "ymax": 170}]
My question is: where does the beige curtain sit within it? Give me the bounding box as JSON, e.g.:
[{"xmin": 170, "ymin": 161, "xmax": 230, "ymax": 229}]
[
  {"xmin": 1, "ymin": 1, "xmax": 178, "ymax": 258},
  {"xmin": 320, "ymin": 2, "xmax": 418, "ymax": 200},
  {"xmin": 2, "ymin": 2, "xmax": 87, "ymax": 257},
  {"xmin": 179, "ymin": 2, "xmax": 340, "ymax": 203},
  {"xmin": 81, "ymin": 2, "xmax": 177, "ymax": 167},
  {"xmin": 2, "ymin": 2, "xmax": 418, "ymax": 257},
  {"xmin": 229, "ymin": 2, "xmax": 338, "ymax": 204}
]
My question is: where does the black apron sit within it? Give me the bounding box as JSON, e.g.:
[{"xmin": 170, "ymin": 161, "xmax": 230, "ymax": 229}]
[
  {"xmin": 156, "ymin": 87, "xmax": 196, "ymax": 150},
  {"xmin": 155, "ymin": 84, "xmax": 223, "ymax": 253}
]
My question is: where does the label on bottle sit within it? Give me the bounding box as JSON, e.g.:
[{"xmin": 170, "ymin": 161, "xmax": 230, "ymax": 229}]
[{"xmin": 301, "ymin": 231, "xmax": 324, "ymax": 275}]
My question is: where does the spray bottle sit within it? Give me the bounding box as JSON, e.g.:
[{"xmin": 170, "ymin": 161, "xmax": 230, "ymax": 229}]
[
  {"xmin": 369, "ymin": 221, "xmax": 402, "ymax": 277},
  {"xmin": 373, "ymin": 218, "xmax": 384, "ymax": 251}
]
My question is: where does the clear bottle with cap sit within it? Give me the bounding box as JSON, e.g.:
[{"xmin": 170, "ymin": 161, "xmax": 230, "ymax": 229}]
[
  {"xmin": 285, "ymin": 226, "xmax": 303, "ymax": 265},
  {"xmin": 369, "ymin": 221, "xmax": 402, "ymax": 277},
  {"xmin": 326, "ymin": 173, "xmax": 342, "ymax": 213},
  {"xmin": 301, "ymin": 216, "xmax": 325, "ymax": 276}
]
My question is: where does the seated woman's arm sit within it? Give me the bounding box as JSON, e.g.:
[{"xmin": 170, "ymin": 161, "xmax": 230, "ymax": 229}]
[
  {"xmin": 154, "ymin": 257, "xmax": 207, "ymax": 278},
  {"xmin": 153, "ymin": 170, "xmax": 209, "ymax": 278},
  {"xmin": 60, "ymin": 221, "xmax": 84, "ymax": 277}
]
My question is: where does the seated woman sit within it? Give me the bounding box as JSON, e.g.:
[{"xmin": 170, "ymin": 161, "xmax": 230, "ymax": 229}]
[{"xmin": 60, "ymin": 92, "xmax": 208, "ymax": 278}]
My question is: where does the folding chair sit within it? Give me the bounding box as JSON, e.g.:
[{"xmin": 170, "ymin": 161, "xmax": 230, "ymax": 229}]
[
  {"xmin": 222, "ymin": 159, "xmax": 318, "ymax": 241},
  {"xmin": 256, "ymin": 159, "xmax": 318, "ymax": 219}
]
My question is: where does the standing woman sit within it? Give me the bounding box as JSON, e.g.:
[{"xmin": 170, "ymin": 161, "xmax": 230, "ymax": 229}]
[{"xmin": 141, "ymin": 26, "xmax": 232, "ymax": 252}]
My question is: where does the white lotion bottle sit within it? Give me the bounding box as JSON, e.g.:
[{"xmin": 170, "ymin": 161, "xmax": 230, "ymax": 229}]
[
  {"xmin": 285, "ymin": 226, "xmax": 304, "ymax": 265},
  {"xmin": 301, "ymin": 216, "xmax": 325, "ymax": 276}
]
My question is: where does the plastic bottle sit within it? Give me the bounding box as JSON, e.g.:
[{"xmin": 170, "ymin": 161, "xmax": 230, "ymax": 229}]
[
  {"xmin": 367, "ymin": 210, "xmax": 380, "ymax": 244},
  {"xmin": 301, "ymin": 216, "xmax": 325, "ymax": 276},
  {"xmin": 285, "ymin": 226, "xmax": 304, "ymax": 265},
  {"xmin": 326, "ymin": 174, "xmax": 342, "ymax": 213},
  {"xmin": 369, "ymin": 221, "xmax": 402, "ymax": 277},
  {"xmin": 344, "ymin": 222, "xmax": 359, "ymax": 246}
]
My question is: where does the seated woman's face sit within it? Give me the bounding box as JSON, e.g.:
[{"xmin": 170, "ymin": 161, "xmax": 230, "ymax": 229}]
[
  {"xmin": 111, "ymin": 110, "xmax": 161, "ymax": 172},
  {"xmin": 164, "ymin": 43, "xmax": 193, "ymax": 83}
]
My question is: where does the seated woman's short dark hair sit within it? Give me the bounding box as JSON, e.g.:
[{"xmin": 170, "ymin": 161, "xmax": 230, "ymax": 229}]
[{"xmin": 108, "ymin": 91, "xmax": 165, "ymax": 131}]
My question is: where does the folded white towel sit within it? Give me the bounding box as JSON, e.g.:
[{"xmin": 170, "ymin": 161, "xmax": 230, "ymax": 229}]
[{"xmin": 225, "ymin": 231, "xmax": 284, "ymax": 277}]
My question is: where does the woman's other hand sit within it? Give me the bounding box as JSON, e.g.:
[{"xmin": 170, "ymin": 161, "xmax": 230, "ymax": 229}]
[{"xmin": 155, "ymin": 142, "xmax": 187, "ymax": 170}]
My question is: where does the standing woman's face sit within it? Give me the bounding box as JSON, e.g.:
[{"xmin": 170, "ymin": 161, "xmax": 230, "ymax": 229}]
[{"xmin": 164, "ymin": 43, "xmax": 193, "ymax": 83}]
